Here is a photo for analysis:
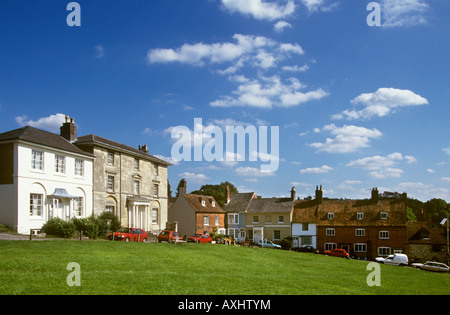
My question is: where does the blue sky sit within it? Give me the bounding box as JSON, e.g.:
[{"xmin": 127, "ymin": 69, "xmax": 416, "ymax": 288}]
[{"xmin": 1, "ymin": 0, "xmax": 450, "ymax": 201}]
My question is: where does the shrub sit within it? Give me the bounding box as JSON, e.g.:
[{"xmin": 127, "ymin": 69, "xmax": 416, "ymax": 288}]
[
  {"xmin": 0, "ymin": 224, "xmax": 9, "ymax": 233},
  {"xmin": 95, "ymin": 212, "xmax": 121, "ymax": 237},
  {"xmin": 280, "ymin": 237, "xmax": 293, "ymax": 250},
  {"xmin": 72, "ymin": 217, "xmax": 99, "ymax": 239},
  {"xmin": 42, "ymin": 218, "xmax": 76, "ymax": 238}
]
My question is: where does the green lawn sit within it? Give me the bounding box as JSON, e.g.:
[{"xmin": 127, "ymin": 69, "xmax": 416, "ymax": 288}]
[{"xmin": 0, "ymin": 240, "xmax": 448, "ymax": 295}]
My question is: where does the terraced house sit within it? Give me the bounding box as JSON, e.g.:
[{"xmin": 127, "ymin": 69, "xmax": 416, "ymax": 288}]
[{"xmin": 292, "ymin": 187, "xmax": 408, "ymax": 259}]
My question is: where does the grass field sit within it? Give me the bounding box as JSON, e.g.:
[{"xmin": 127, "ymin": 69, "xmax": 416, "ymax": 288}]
[{"xmin": 0, "ymin": 240, "xmax": 448, "ymax": 295}]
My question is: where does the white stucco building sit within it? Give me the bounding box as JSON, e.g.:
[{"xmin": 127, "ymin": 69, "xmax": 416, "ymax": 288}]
[{"xmin": 0, "ymin": 118, "xmax": 94, "ymax": 234}]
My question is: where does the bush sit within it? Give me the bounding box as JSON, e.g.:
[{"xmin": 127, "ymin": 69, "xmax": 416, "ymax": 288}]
[
  {"xmin": 280, "ymin": 237, "xmax": 293, "ymax": 250},
  {"xmin": 95, "ymin": 212, "xmax": 121, "ymax": 237},
  {"xmin": 72, "ymin": 217, "xmax": 99, "ymax": 239},
  {"xmin": 42, "ymin": 218, "xmax": 76, "ymax": 238},
  {"xmin": 0, "ymin": 224, "xmax": 9, "ymax": 233}
]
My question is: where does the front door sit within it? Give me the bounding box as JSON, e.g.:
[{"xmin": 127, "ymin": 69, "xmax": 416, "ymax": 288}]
[{"xmin": 253, "ymin": 227, "xmax": 264, "ymax": 243}]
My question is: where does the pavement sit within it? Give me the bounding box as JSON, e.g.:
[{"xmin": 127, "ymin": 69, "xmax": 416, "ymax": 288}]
[{"xmin": 0, "ymin": 233, "xmax": 47, "ymax": 241}]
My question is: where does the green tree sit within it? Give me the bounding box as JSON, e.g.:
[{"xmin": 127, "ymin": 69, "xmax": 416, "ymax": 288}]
[{"xmin": 190, "ymin": 181, "xmax": 238, "ymax": 207}]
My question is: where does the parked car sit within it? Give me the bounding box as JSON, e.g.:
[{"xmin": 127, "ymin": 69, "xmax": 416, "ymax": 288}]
[
  {"xmin": 375, "ymin": 254, "xmax": 409, "ymax": 266},
  {"xmin": 324, "ymin": 248, "xmax": 350, "ymax": 259},
  {"xmin": 412, "ymin": 261, "xmax": 449, "ymax": 273},
  {"xmin": 297, "ymin": 246, "xmax": 318, "ymax": 253},
  {"xmin": 158, "ymin": 230, "xmax": 184, "ymax": 243},
  {"xmin": 107, "ymin": 227, "xmax": 148, "ymax": 242},
  {"xmin": 258, "ymin": 240, "xmax": 281, "ymax": 249},
  {"xmin": 187, "ymin": 234, "xmax": 213, "ymax": 243}
]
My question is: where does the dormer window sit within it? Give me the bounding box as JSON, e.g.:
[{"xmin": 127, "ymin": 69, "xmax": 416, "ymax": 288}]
[
  {"xmin": 201, "ymin": 200, "xmax": 206, "ymax": 207},
  {"xmin": 357, "ymin": 212, "xmax": 364, "ymax": 220},
  {"xmin": 327, "ymin": 213, "xmax": 335, "ymax": 220},
  {"xmin": 212, "ymin": 201, "xmax": 215, "ymax": 207},
  {"xmin": 380, "ymin": 212, "xmax": 388, "ymax": 220}
]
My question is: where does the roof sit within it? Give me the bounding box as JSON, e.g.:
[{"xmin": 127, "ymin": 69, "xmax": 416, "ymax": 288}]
[
  {"xmin": 223, "ymin": 192, "xmax": 256, "ymax": 213},
  {"xmin": 292, "ymin": 198, "xmax": 407, "ymax": 226},
  {"xmin": 0, "ymin": 126, "xmax": 94, "ymax": 158},
  {"xmin": 183, "ymin": 194, "xmax": 225, "ymax": 214},
  {"xmin": 246, "ymin": 198, "xmax": 294, "ymax": 214},
  {"xmin": 75, "ymin": 134, "xmax": 171, "ymax": 166},
  {"xmin": 406, "ymin": 222, "xmax": 447, "ymax": 245}
]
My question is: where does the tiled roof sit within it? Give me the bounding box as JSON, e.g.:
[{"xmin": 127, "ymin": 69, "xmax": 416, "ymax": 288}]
[
  {"xmin": 184, "ymin": 194, "xmax": 225, "ymax": 214},
  {"xmin": 293, "ymin": 198, "xmax": 407, "ymax": 226},
  {"xmin": 75, "ymin": 134, "xmax": 171, "ymax": 165},
  {"xmin": 0, "ymin": 126, "xmax": 94, "ymax": 157}
]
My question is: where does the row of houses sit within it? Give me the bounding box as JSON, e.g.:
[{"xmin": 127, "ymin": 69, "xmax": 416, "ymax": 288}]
[
  {"xmin": 0, "ymin": 116, "xmax": 171, "ymax": 235},
  {"xmin": 169, "ymin": 180, "xmax": 448, "ymax": 262}
]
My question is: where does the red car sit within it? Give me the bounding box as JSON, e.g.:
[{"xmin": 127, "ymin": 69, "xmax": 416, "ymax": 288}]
[
  {"xmin": 187, "ymin": 234, "xmax": 213, "ymax": 243},
  {"xmin": 107, "ymin": 228, "xmax": 148, "ymax": 242},
  {"xmin": 324, "ymin": 248, "xmax": 350, "ymax": 259},
  {"xmin": 158, "ymin": 230, "xmax": 184, "ymax": 243}
]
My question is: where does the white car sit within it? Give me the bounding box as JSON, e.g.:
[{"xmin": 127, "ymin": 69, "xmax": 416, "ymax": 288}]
[
  {"xmin": 375, "ymin": 254, "xmax": 409, "ymax": 266},
  {"xmin": 412, "ymin": 261, "xmax": 449, "ymax": 273}
]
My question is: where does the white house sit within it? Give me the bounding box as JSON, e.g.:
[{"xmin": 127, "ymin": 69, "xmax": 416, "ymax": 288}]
[
  {"xmin": 0, "ymin": 117, "xmax": 94, "ymax": 234},
  {"xmin": 291, "ymin": 200, "xmax": 318, "ymax": 250}
]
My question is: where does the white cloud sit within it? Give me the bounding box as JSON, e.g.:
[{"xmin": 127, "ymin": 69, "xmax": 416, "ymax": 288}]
[
  {"xmin": 347, "ymin": 152, "xmax": 417, "ymax": 179},
  {"xmin": 15, "ymin": 113, "xmax": 66, "ymax": 133},
  {"xmin": 147, "ymin": 34, "xmax": 304, "ymax": 72},
  {"xmin": 178, "ymin": 172, "xmax": 210, "ymax": 184},
  {"xmin": 234, "ymin": 166, "xmax": 276, "ymax": 177},
  {"xmin": 300, "ymin": 165, "xmax": 333, "ymax": 174},
  {"xmin": 309, "ymin": 124, "xmax": 382, "ymax": 153},
  {"xmin": 332, "ymin": 88, "xmax": 428, "ymax": 120},
  {"xmin": 381, "ymin": 0, "xmax": 429, "ymax": 28},
  {"xmin": 300, "ymin": 0, "xmax": 338, "ymax": 13},
  {"xmin": 211, "ymin": 75, "xmax": 327, "ymax": 108},
  {"xmin": 94, "ymin": 44, "xmax": 105, "ymax": 58},
  {"xmin": 443, "ymin": 147, "xmax": 450, "ymax": 155},
  {"xmin": 396, "ymin": 182, "xmax": 450, "ymax": 201},
  {"xmin": 221, "ymin": 0, "xmax": 296, "ymax": 21},
  {"xmin": 274, "ymin": 21, "xmax": 292, "ymax": 32}
]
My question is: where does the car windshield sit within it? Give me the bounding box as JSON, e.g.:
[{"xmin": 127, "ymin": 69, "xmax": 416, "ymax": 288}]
[{"xmin": 118, "ymin": 228, "xmax": 132, "ymax": 233}]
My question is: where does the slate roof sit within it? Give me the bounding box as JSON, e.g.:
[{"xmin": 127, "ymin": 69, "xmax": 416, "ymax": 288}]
[
  {"xmin": 246, "ymin": 198, "xmax": 294, "ymax": 214},
  {"xmin": 223, "ymin": 192, "xmax": 256, "ymax": 213},
  {"xmin": 75, "ymin": 134, "xmax": 171, "ymax": 165},
  {"xmin": 0, "ymin": 126, "xmax": 94, "ymax": 158},
  {"xmin": 183, "ymin": 194, "xmax": 226, "ymax": 214}
]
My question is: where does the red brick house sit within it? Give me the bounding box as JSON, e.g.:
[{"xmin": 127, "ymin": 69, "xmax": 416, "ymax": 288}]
[
  {"xmin": 168, "ymin": 179, "xmax": 226, "ymax": 237},
  {"xmin": 295, "ymin": 187, "xmax": 407, "ymax": 259}
]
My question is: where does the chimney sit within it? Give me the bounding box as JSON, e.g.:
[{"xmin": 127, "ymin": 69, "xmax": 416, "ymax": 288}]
[
  {"xmin": 371, "ymin": 188, "xmax": 379, "ymax": 202},
  {"xmin": 139, "ymin": 144, "xmax": 149, "ymax": 154},
  {"xmin": 60, "ymin": 115, "xmax": 77, "ymax": 142},
  {"xmin": 291, "ymin": 187, "xmax": 296, "ymax": 201},
  {"xmin": 315, "ymin": 185, "xmax": 323, "ymax": 204},
  {"xmin": 178, "ymin": 179, "xmax": 187, "ymax": 197},
  {"xmin": 226, "ymin": 185, "xmax": 231, "ymax": 204}
]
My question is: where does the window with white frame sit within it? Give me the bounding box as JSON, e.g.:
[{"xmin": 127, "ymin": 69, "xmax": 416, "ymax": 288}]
[
  {"xmin": 55, "ymin": 155, "xmax": 65, "ymax": 174},
  {"xmin": 356, "ymin": 228, "xmax": 365, "ymax": 236},
  {"xmin": 107, "ymin": 175, "xmax": 115, "ymax": 191},
  {"xmin": 215, "ymin": 215, "xmax": 219, "ymax": 226},
  {"xmin": 278, "ymin": 216, "xmax": 285, "ymax": 223},
  {"xmin": 228, "ymin": 213, "xmax": 239, "ymax": 225},
  {"xmin": 379, "ymin": 231, "xmax": 390, "ymax": 239},
  {"xmin": 357, "ymin": 212, "xmax": 364, "ymax": 220},
  {"xmin": 30, "ymin": 194, "xmax": 43, "ymax": 217},
  {"xmin": 302, "ymin": 223, "xmax": 309, "ymax": 231},
  {"xmin": 105, "ymin": 205, "xmax": 115, "ymax": 214},
  {"xmin": 327, "ymin": 213, "xmax": 335, "ymax": 220},
  {"xmin": 133, "ymin": 180, "xmax": 140, "ymax": 195},
  {"xmin": 31, "ymin": 150, "xmax": 44, "ymax": 170},
  {"xmin": 380, "ymin": 212, "xmax": 388, "ymax": 219},
  {"xmin": 107, "ymin": 152, "xmax": 114, "ymax": 165},
  {"xmin": 75, "ymin": 159, "xmax": 84, "ymax": 176},
  {"xmin": 378, "ymin": 247, "xmax": 391, "ymax": 256},
  {"xmin": 203, "ymin": 215, "xmax": 209, "ymax": 225},
  {"xmin": 212, "ymin": 201, "xmax": 216, "ymax": 207},
  {"xmin": 326, "ymin": 228, "xmax": 335, "ymax": 236},
  {"xmin": 273, "ymin": 230, "xmax": 281, "ymax": 240},
  {"xmin": 354, "ymin": 243, "xmax": 367, "ymax": 252},
  {"xmin": 302, "ymin": 236, "xmax": 313, "ymax": 245},
  {"xmin": 152, "ymin": 208, "xmax": 158, "ymax": 224},
  {"xmin": 73, "ymin": 197, "xmax": 83, "ymax": 217},
  {"xmin": 228, "ymin": 228, "xmax": 239, "ymax": 239},
  {"xmin": 253, "ymin": 216, "xmax": 259, "ymax": 223},
  {"xmin": 324, "ymin": 243, "xmax": 336, "ymax": 251},
  {"xmin": 201, "ymin": 200, "xmax": 206, "ymax": 207}
]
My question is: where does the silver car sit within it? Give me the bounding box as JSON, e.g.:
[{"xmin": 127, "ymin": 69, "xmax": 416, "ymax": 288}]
[{"xmin": 412, "ymin": 261, "xmax": 449, "ymax": 273}]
